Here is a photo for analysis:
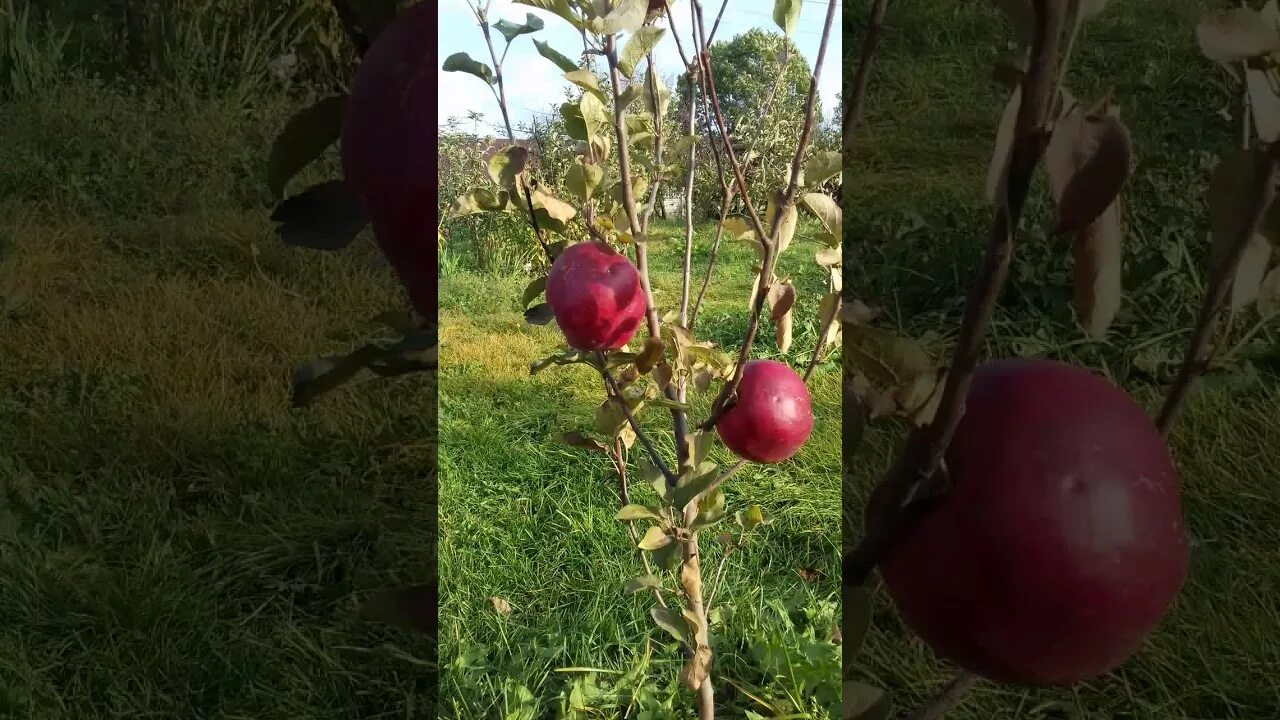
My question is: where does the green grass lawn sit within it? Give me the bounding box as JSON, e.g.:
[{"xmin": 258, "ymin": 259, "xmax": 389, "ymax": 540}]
[
  {"xmin": 846, "ymin": 0, "xmax": 1280, "ymax": 718},
  {"xmin": 437, "ymin": 223, "xmax": 843, "ymax": 717}
]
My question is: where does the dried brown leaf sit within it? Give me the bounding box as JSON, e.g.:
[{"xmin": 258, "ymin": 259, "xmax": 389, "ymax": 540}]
[
  {"xmin": 636, "ymin": 336, "xmax": 666, "ymax": 373},
  {"xmin": 1072, "ymin": 198, "xmax": 1124, "ymax": 338},
  {"xmin": 1196, "ymin": 8, "xmax": 1280, "ymax": 62},
  {"xmin": 766, "ymin": 280, "xmax": 797, "ymax": 321},
  {"xmin": 1230, "ymin": 234, "xmax": 1274, "ymax": 310},
  {"xmin": 776, "ymin": 308, "xmax": 794, "ymax": 353},
  {"xmin": 985, "ymin": 86, "xmax": 1022, "ymax": 204},
  {"xmin": 1045, "ymin": 104, "xmax": 1132, "ymax": 233}
]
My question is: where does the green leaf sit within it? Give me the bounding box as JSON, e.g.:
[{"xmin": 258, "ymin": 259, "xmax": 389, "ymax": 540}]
[
  {"xmin": 531, "ymin": 187, "xmax": 578, "ymax": 223},
  {"xmin": 637, "ymin": 525, "xmax": 672, "ymax": 551},
  {"xmin": 620, "ymin": 26, "xmax": 665, "ymax": 77},
  {"xmin": 803, "ymin": 150, "xmax": 842, "ymax": 188},
  {"xmin": 450, "ymin": 187, "xmax": 510, "ymax": 218},
  {"xmin": 690, "ymin": 432, "xmax": 716, "ymax": 466},
  {"xmin": 558, "ymin": 431, "xmax": 609, "ymax": 453},
  {"xmin": 488, "ymin": 145, "xmax": 530, "ymax": 188},
  {"xmin": 587, "ymin": 0, "xmax": 647, "ymax": 35},
  {"xmin": 616, "ymin": 504, "xmax": 662, "ymax": 522},
  {"xmin": 650, "ymin": 606, "xmax": 691, "ymax": 644},
  {"xmin": 442, "ymin": 52, "xmax": 495, "ymax": 84},
  {"xmin": 494, "ymin": 12, "xmax": 544, "ymax": 44},
  {"xmin": 772, "ymin": 0, "xmax": 803, "ymax": 36},
  {"xmin": 673, "ymin": 462, "xmax": 719, "ymax": 508},
  {"xmin": 618, "ymin": 83, "xmax": 643, "ymax": 111},
  {"xmin": 524, "ymin": 303, "xmax": 555, "ymax": 325},
  {"xmin": 522, "ymin": 276, "xmax": 547, "ymax": 308},
  {"xmin": 624, "ymin": 574, "xmax": 662, "ymax": 594},
  {"xmin": 565, "ymin": 162, "xmax": 605, "ymax": 202},
  {"xmin": 642, "ymin": 65, "xmax": 670, "ymax": 119},
  {"xmin": 651, "ymin": 540, "xmax": 681, "ymax": 571},
  {"xmin": 690, "ymin": 488, "xmax": 726, "ymax": 530},
  {"xmin": 514, "ymin": 0, "xmax": 579, "ymax": 28},
  {"xmin": 270, "ymin": 181, "xmax": 368, "ymax": 251},
  {"xmin": 642, "ymin": 458, "xmax": 670, "ymax": 502},
  {"xmin": 533, "ymin": 38, "xmax": 579, "ymax": 73},
  {"xmin": 358, "ymin": 584, "xmax": 437, "ymax": 635},
  {"xmin": 267, "ymin": 95, "xmax": 345, "ymax": 197},
  {"xmin": 738, "ymin": 504, "xmax": 768, "ymax": 532},
  {"xmin": 565, "ymin": 68, "xmax": 608, "ymax": 103}
]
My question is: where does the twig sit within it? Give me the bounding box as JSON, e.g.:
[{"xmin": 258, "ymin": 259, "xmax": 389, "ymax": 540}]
[
  {"xmin": 903, "ymin": 672, "xmax": 982, "ymax": 720},
  {"xmin": 610, "ymin": 434, "xmax": 670, "ymax": 610},
  {"xmin": 803, "ymin": 294, "xmax": 841, "ymax": 382},
  {"xmin": 844, "ymin": 0, "xmax": 1065, "ymax": 588},
  {"xmin": 600, "ymin": 364, "xmax": 677, "ymax": 484},
  {"xmin": 472, "ymin": 2, "xmax": 550, "ymax": 260},
  {"xmin": 843, "ymin": 0, "xmax": 890, "ymax": 147},
  {"xmin": 691, "ymin": 36, "xmax": 794, "ymax": 328},
  {"xmin": 1156, "ymin": 144, "xmax": 1279, "ymax": 435},
  {"xmin": 699, "ymin": 0, "xmax": 840, "ymax": 431}
]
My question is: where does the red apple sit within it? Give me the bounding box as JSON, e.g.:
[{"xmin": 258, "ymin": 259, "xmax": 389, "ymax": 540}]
[
  {"xmin": 545, "ymin": 242, "xmax": 646, "ymax": 351},
  {"xmin": 340, "ymin": 2, "xmax": 437, "ymax": 321},
  {"xmin": 879, "ymin": 358, "xmax": 1188, "ymax": 686},
  {"xmin": 716, "ymin": 359, "xmax": 814, "ymax": 464}
]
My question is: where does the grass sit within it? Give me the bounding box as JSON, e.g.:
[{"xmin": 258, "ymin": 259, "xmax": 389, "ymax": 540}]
[
  {"xmin": 437, "ymin": 223, "xmax": 843, "ymax": 717},
  {"xmin": 0, "ymin": 0, "xmax": 1277, "ymax": 718},
  {"xmin": 846, "ymin": 0, "xmax": 1280, "ymax": 718}
]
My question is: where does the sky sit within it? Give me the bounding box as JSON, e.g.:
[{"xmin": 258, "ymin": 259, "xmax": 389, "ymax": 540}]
[{"xmin": 437, "ymin": 0, "xmax": 842, "ymax": 137}]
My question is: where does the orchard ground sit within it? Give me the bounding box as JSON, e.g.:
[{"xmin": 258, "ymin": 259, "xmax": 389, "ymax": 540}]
[
  {"xmin": 848, "ymin": 0, "xmax": 1280, "ymax": 717},
  {"xmin": 0, "ymin": 0, "xmax": 1272, "ymax": 719}
]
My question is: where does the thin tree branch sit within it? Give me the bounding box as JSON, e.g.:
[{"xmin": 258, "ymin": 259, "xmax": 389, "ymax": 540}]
[
  {"xmin": 1157, "ymin": 145, "xmax": 1279, "ymax": 435},
  {"xmin": 843, "ymin": 0, "xmax": 890, "ymax": 146},
  {"xmin": 600, "ymin": 364, "xmax": 677, "ymax": 484},
  {"xmin": 804, "ymin": 295, "xmax": 841, "ymax": 382},
  {"xmin": 700, "ymin": 0, "xmax": 840, "ymax": 432},
  {"xmin": 844, "ymin": 0, "xmax": 1066, "ymax": 588},
  {"xmin": 474, "ymin": 3, "xmax": 550, "ymax": 259}
]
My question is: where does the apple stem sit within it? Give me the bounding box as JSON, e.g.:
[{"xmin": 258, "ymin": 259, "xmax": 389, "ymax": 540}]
[
  {"xmin": 843, "ymin": 0, "xmax": 891, "ymax": 149},
  {"xmin": 1156, "ymin": 143, "xmax": 1279, "ymax": 436}
]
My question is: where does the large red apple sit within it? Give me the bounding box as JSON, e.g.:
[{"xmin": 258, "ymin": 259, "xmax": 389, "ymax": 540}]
[
  {"xmin": 878, "ymin": 358, "xmax": 1188, "ymax": 686},
  {"xmin": 341, "ymin": 2, "xmax": 437, "ymax": 321},
  {"xmin": 545, "ymin": 242, "xmax": 646, "ymax": 351},
  {"xmin": 716, "ymin": 359, "xmax": 813, "ymax": 464}
]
